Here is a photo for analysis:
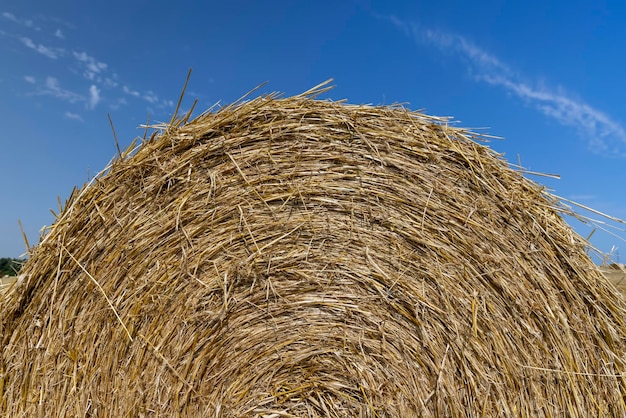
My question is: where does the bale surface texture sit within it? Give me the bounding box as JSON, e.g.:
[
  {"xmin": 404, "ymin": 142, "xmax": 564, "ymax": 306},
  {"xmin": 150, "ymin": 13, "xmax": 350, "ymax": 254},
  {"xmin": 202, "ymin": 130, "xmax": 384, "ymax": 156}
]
[{"xmin": 2, "ymin": 87, "xmax": 626, "ymax": 417}]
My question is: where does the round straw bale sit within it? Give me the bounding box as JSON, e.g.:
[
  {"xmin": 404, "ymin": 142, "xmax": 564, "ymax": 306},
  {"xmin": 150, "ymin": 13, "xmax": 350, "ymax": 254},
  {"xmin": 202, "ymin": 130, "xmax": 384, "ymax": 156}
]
[{"xmin": 2, "ymin": 84, "xmax": 625, "ymax": 417}]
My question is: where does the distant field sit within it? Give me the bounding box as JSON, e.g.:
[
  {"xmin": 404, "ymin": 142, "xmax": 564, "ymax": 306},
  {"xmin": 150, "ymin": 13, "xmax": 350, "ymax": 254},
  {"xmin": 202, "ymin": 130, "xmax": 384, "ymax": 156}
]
[
  {"xmin": 1, "ymin": 276, "xmax": 17, "ymax": 294},
  {"xmin": 600, "ymin": 265, "xmax": 626, "ymax": 296}
]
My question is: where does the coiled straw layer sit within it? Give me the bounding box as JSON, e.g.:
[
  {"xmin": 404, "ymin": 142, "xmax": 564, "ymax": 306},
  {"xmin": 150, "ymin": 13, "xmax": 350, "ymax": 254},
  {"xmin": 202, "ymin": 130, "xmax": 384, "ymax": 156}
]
[{"xmin": 2, "ymin": 83, "xmax": 625, "ymax": 416}]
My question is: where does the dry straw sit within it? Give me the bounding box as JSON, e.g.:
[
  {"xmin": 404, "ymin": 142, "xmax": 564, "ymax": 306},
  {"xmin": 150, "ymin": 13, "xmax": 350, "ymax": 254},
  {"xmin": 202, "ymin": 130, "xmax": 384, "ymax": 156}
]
[{"xmin": 1, "ymin": 81, "xmax": 625, "ymax": 417}]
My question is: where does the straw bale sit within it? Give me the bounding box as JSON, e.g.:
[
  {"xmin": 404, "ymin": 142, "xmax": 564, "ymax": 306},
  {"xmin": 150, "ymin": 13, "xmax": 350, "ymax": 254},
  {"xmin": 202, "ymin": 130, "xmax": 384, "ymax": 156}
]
[{"xmin": 2, "ymin": 84, "xmax": 625, "ymax": 417}]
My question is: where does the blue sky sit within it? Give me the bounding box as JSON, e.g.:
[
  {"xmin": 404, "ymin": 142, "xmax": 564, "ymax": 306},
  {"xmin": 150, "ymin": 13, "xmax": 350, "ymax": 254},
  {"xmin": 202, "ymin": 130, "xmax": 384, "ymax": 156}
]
[{"xmin": 1, "ymin": 1, "xmax": 625, "ymax": 262}]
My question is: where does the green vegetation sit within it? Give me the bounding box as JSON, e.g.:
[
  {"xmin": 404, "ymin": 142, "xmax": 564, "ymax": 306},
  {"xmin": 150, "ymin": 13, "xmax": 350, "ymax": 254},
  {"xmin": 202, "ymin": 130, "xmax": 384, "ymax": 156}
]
[{"xmin": 0, "ymin": 258, "xmax": 23, "ymax": 276}]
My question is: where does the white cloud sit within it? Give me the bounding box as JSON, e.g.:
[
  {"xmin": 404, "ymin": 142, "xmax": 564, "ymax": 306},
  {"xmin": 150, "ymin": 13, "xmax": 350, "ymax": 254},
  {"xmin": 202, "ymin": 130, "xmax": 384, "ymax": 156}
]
[
  {"xmin": 46, "ymin": 77, "xmax": 59, "ymax": 89},
  {"xmin": 138, "ymin": 90, "xmax": 174, "ymax": 109},
  {"xmin": 480, "ymin": 74, "xmax": 626, "ymax": 153},
  {"xmin": 143, "ymin": 90, "xmax": 158, "ymax": 104},
  {"xmin": 64, "ymin": 111, "xmax": 83, "ymax": 121},
  {"xmin": 103, "ymin": 77, "xmax": 118, "ymax": 88},
  {"xmin": 30, "ymin": 77, "xmax": 103, "ymax": 109},
  {"xmin": 109, "ymin": 97, "xmax": 128, "ymax": 110},
  {"xmin": 6, "ymin": 13, "xmax": 173, "ymax": 116},
  {"xmin": 122, "ymin": 86, "xmax": 172, "ymax": 108},
  {"xmin": 35, "ymin": 76, "xmax": 83, "ymax": 103},
  {"xmin": 88, "ymin": 84, "xmax": 101, "ymax": 109},
  {"xmin": 123, "ymin": 85, "xmax": 140, "ymax": 97},
  {"xmin": 386, "ymin": 16, "xmax": 626, "ymax": 157},
  {"xmin": 73, "ymin": 51, "xmax": 108, "ymax": 80},
  {"xmin": 20, "ymin": 36, "xmax": 62, "ymax": 59},
  {"xmin": 3, "ymin": 11, "xmax": 37, "ymax": 29},
  {"xmin": 2, "ymin": 12, "xmax": 16, "ymax": 22}
]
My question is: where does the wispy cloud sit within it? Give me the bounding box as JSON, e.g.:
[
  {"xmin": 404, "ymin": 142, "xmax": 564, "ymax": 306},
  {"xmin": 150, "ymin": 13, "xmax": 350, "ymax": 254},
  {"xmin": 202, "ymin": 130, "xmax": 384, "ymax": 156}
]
[
  {"xmin": 102, "ymin": 77, "xmax": 118, "ymax": 88},
  {"xmin": 35, "ymin": 76, "xmax": 83, "ymax": 103},
  {"xmin": 385, "ymin": 16, "xmax": 626, "ymax": 157},
  {"xmin": 73, "ymin": 51, "xmax": 107, "ymax": 80},
  {"xmin": 480, "ymin": 74, "xmax": 626, "ymax": 154},
  {"xmin": 8, "ymin": 11, "xmax": 178, "ymax": 114},
  {"xmin": 109, "ymin": 97, "xmax": 128, "ymax": 111},
  {"xmin": 124, "ymin": 86, "xmax": 174, "ymax": 108},
  {"xmin": 123, "ymin": 85, "xmax": 140, "ymax": 97},
  {"xmin": 143, "ymin": 90, "xmax": 159, "ymax": 104},
  {"xmin": 2, "ymin": 11, "xmax": 37, "ymax": 29},
  {"xmin": 64, "ymin": 111, "xmax": 83, "ymax": 122},
  {"xmin": 30, "ymin": 77, "xmax": 102, "ymax": 110},
  {"xmin": 20, "ymin": 36, "xmax": 62, "ymax": 59},
  {"xmin": 2, "ymin": 11, "xmax": 16, "ymax": 21},
  {"xmin": 88, "ymin": 84, "xmax": 101, "ymax": 109}
]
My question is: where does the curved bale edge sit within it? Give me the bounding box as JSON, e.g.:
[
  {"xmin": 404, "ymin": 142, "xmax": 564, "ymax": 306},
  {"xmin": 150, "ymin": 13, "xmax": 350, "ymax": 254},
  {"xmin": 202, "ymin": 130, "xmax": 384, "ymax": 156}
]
[{"xmin": 1, "ymin": 84, "xmax": 625, "ymax": 417}]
